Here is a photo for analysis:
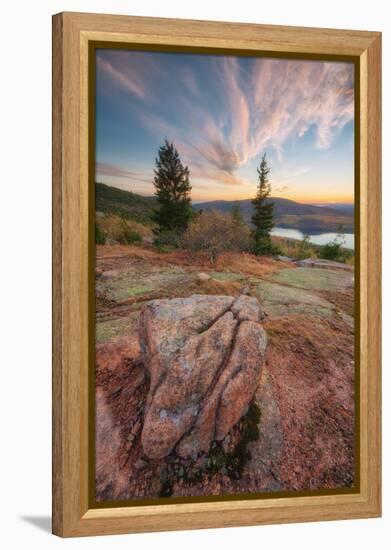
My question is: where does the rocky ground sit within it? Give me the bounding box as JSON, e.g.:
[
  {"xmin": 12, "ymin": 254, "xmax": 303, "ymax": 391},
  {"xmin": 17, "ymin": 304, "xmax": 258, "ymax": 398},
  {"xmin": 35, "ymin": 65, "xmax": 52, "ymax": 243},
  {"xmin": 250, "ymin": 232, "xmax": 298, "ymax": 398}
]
[{"xmin": 95, "ymin": 244, "xmax": 355, "ymax": 502}]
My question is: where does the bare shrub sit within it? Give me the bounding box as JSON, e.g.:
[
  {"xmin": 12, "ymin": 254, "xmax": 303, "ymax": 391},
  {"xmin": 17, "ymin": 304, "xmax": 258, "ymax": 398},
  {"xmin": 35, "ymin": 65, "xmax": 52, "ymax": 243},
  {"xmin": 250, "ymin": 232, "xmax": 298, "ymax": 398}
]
[{"xmin": 181, "ymin": 210, "xmax": 250, "ymax": 263}]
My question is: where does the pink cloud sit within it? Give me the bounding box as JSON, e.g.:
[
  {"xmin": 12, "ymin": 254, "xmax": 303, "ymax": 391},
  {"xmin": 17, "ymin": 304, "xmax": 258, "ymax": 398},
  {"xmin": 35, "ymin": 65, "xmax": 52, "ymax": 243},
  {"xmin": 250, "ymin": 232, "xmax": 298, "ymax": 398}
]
[
  {"xmin": 96, "ymin": 57, "xmax": 146, "ymax": 99},
  {"xmin": 97, "ymin": 52, "xmax": 354, "ymax": 187},
  {"xmin": 250, "ymin": 59, "xmax": 354, "ymax": 153},
  {"xmin": 96, "ymin": 162, "xmax": 152, "ymax": 184}
]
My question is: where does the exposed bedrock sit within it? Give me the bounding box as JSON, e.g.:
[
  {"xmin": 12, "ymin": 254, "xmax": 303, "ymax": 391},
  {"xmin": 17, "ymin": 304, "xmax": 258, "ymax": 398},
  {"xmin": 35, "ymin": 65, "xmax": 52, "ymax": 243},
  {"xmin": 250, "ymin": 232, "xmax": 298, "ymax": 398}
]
[{"xmin": 139, "ymin": 294, "xmax": 267, "ymax": 460}]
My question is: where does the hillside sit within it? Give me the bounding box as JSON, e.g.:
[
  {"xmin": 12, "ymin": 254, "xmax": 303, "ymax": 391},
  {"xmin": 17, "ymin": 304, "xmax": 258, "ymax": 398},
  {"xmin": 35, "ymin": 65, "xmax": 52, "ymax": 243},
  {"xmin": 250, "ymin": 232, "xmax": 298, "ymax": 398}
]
[
  {"xmin": 96, "ymin": 182, "xmax": 156, "ymax": 224},
  {"xmin": 194, "ymin": 197, "xmax": 354, "ymax": 233}
]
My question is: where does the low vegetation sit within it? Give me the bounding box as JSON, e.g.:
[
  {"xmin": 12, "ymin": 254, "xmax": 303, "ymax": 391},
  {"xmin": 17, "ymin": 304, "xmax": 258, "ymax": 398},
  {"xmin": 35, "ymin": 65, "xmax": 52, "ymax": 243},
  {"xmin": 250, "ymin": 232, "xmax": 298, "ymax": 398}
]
[
  {"xmin": 95, "ymin": 223, "xmax": 106, "ymax": 245},
  {"xmin": 318, "ymin": 241, "xmax": 353, "ymax": 263},
  {"xmin": 206, "ymin": 401, "xmax": 261, "ymax": 478},
  {"xmin": 181, "ymin": 209, "xmax": 251, "ymax": 262},
  {"xmin": 158, "ymin": 400, "xmax": 262, "ymax": 498},
  {"xmin": 95, "ymin": 213, "xmax": 150, "ymax": 245},
  {"xmin": 96, "ymin": 209, "xmax": 354, "ymax": 264},
  {"xmin": 272, "ymin": 232, "xmax": 354, "ymax": 264}
]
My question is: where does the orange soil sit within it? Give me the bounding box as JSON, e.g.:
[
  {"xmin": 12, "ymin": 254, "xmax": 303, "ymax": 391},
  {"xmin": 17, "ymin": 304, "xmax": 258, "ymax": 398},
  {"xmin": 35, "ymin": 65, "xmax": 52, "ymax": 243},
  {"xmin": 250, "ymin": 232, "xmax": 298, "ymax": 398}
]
[
  {"xmin": 264, "ymin": 314, "xmax": 355, "ymax": 490},
  {"xmin": 96, "ymin": 244, "xmax": 289, "ymax": 277}
]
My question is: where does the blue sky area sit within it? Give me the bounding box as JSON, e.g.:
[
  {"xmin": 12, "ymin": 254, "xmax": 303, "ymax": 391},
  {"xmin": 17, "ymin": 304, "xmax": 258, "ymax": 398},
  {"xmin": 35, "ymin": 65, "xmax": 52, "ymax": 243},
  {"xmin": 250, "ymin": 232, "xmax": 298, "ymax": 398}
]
[{"xmin": 96, "ymin": 49, "xmax": 355, "ymax": 204}]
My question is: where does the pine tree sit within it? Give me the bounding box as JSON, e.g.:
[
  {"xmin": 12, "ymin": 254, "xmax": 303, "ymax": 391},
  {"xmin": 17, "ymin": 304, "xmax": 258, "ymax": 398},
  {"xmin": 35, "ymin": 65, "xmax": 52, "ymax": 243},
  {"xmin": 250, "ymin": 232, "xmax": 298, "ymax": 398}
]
[
  {"xmin": 251, "ymin": 153, "xmax": 274, "ymax": 255},
  {"xmin": 152, "ymin": 140, "xmax": 192, "ymax": 235},
  {"xmin": 231, "ymin": 202, "xmax": 244, "ymax": 228}
]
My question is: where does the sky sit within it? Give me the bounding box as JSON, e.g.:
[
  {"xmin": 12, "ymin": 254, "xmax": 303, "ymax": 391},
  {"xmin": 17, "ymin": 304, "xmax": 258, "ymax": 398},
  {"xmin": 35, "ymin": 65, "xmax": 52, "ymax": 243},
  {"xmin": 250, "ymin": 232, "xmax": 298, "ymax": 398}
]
[{"xmin": 95, "ymin": 49, "xmax": 355, "ymax": 204}]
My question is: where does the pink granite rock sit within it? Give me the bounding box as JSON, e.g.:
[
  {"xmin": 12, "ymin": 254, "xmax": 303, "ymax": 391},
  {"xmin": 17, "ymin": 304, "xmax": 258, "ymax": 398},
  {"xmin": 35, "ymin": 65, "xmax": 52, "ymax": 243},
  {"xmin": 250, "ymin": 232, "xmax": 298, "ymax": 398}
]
[{"xmin": 139, "ymin": 294, "xmax": 267, "ymax": 460}]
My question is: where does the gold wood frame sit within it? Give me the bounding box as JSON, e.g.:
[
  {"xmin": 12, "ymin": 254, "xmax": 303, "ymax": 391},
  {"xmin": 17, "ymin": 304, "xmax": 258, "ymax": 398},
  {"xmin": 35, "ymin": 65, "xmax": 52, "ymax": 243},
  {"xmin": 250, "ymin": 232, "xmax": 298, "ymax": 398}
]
[{"xmin": 52, "ymin": 12, "xmax": 381, "ymax": 537}]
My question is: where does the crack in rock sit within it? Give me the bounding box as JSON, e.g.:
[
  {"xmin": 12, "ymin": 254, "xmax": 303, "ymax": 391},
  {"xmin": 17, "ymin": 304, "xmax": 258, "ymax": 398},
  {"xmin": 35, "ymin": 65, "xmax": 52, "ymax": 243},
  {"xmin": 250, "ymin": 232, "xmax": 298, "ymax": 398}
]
[{"xmin": 139, "ymin": 294, "xmax": 267, "ymax": 460}]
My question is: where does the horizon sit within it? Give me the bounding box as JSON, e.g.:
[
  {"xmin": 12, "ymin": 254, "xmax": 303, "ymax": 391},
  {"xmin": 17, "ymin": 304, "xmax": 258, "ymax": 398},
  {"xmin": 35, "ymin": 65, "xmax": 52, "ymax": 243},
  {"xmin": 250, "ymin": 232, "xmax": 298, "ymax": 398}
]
[
  {"xmin": 96, "ymin": 50, "xmax": 355, "ymax": 204},
  {"xmin": 97, "ymin": 181, "xmax": 354, "ymax": 207}
]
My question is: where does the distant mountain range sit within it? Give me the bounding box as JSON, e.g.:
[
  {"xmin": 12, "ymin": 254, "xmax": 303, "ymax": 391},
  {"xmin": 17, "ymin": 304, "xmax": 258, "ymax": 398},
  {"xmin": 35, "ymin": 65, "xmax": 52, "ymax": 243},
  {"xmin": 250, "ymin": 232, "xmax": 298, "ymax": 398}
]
[
  {"xmin": 194, "ymin": 197, "xmax": 354, "ymax": 233},
  {"xmin": 96, "ymin": 183, "xmax": 354, "ymax": 233},
  {"xmin": 320, "ymin": 203, "xmax": 354, "ymax": 215}
]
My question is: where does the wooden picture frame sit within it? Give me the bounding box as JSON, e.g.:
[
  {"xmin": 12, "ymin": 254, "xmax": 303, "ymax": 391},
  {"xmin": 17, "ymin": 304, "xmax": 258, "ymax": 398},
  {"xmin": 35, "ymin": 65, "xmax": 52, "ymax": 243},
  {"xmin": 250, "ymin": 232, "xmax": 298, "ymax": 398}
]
[{"xmin": 52, "ymin": 11, "xmax": 381, "ymax": 537}]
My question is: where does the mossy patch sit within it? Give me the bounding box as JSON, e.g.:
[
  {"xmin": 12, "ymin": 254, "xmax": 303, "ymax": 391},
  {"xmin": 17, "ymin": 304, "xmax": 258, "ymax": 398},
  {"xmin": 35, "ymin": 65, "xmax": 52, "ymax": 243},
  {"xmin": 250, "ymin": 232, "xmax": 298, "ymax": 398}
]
[
  {"xmin": 102, "ymin": 268, "xmax": 191, "ymax": 301},
  {"xmin": 158, "ymin": 400, "xmax": 262, "ymax": 498},
  {"xmin": 96, "ymin": 317, "xmax": 131, "ymax": 344},
  {"xmin": 338, "ymin": 311, "xmax": 354, "ymax": 329},
  {"xmin": 116, "ymin": 284, "xmax": 155, "ymax": 299},
  {"xmin": 271, "ymin": 267, "xmax": 354, "ymax": 292},
  {"xmin": 206, "ymin": 401, "xmax": 261, "ymax": 478},
  {"xmin": 252, "ymin": 279, "xmax": 335, "ymax": 318},
  {"xmin": 158, "ymin": 475, "xmax": 174, "ymax": 498}
]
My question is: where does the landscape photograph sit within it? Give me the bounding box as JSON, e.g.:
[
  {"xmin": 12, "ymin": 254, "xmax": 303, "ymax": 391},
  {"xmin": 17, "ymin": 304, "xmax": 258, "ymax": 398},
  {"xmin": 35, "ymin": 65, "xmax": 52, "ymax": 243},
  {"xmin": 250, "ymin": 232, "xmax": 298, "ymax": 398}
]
[{"xmin": 94, "ymin": 48, "xmax": 356, "ymax": 503}]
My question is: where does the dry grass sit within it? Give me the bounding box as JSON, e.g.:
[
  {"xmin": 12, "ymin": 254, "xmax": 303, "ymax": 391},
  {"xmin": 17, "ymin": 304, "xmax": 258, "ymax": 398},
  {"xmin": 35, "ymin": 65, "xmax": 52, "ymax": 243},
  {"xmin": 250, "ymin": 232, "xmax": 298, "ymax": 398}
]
[
  {"xmin": 96, "ymin": 245, "xmax": 289, "ymax": 278},
  {"xmin": 195, "ymin": 278, "xmax": 243, "ymax": 296},
  {"xmin": 98, "ymin": 214, "xmax": 153, "ymax": 241},
  {"xmin": 215, "ymin": 251, "xmax": 290, "ymax": 277}
]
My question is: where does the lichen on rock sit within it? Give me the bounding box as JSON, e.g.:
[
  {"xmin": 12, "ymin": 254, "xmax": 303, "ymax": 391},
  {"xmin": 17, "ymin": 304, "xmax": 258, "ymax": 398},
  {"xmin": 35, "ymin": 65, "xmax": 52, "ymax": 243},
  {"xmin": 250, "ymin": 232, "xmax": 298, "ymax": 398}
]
[{"xmin": 139, "ymin": 294, "xmax": 267, "ymax": 460}]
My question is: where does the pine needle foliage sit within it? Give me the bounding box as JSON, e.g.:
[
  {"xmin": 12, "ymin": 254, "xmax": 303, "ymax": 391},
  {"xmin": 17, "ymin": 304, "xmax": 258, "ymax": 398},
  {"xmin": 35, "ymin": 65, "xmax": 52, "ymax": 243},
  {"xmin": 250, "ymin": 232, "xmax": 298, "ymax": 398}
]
[
  {"xmin": 152, "ymin": 140, "xmax": 192, "ymax": 235},
  {"xmin": 251, "ymin": 153, "xmax": 275, "ymax": 255}
]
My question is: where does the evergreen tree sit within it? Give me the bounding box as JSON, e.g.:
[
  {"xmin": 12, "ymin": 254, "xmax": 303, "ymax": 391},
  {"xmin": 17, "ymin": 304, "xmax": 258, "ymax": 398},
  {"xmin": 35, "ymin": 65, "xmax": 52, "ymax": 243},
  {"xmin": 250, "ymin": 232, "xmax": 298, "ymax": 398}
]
[
  {"xmin": 152, "ymin": 140, "xmax": 192, "ymax": 235},
  {"xmin": 231, "ymin": 202, "xmax": 244, "ymax": 228},
  {"xmin": 251, "ymin": 153, "xmax": 274, "ymax": 255}
]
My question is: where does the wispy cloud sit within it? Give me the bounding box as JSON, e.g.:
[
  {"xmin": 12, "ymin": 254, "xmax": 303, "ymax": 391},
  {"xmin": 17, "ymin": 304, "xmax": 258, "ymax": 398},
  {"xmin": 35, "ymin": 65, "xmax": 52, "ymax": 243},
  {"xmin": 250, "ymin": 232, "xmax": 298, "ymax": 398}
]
[
  {"xmin": 96, "ymin": 162, "xmax": 152, "ymax": 184},
  {"xmin": 96, "ymin": 51, "xmax": 354, "ymax": 189},
  {"xmin": 96, "ymin": 57, "xmax": 146, "ymax": 99},
  {"xmin": 249, "ymin": 59, "xmax": 354, "ymax": 157}
]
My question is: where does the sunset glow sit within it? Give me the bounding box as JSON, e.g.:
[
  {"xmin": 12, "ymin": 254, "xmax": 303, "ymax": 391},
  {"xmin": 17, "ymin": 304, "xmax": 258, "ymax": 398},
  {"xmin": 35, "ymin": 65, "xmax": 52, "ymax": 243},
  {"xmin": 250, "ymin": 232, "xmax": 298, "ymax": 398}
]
[{"xmin": 96, "ymin": 50, "xmax": 355, "ymax": 205}]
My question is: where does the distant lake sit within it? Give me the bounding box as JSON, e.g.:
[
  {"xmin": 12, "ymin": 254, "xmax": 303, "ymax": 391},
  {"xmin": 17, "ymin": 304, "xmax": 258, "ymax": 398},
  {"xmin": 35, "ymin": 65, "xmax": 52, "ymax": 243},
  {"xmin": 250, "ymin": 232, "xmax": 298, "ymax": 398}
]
[{"xmin": 271, "ymin": 227, "xmax": 354, "ymax": 250}]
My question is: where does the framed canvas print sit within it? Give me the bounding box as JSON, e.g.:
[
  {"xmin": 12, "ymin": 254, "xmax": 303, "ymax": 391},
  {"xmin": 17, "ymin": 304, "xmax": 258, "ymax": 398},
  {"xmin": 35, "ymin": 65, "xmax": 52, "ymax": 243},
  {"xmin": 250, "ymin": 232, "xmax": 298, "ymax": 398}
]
[{"xmin": 52, "ymin": 12, "xmax": 381, "ymax": 537}]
